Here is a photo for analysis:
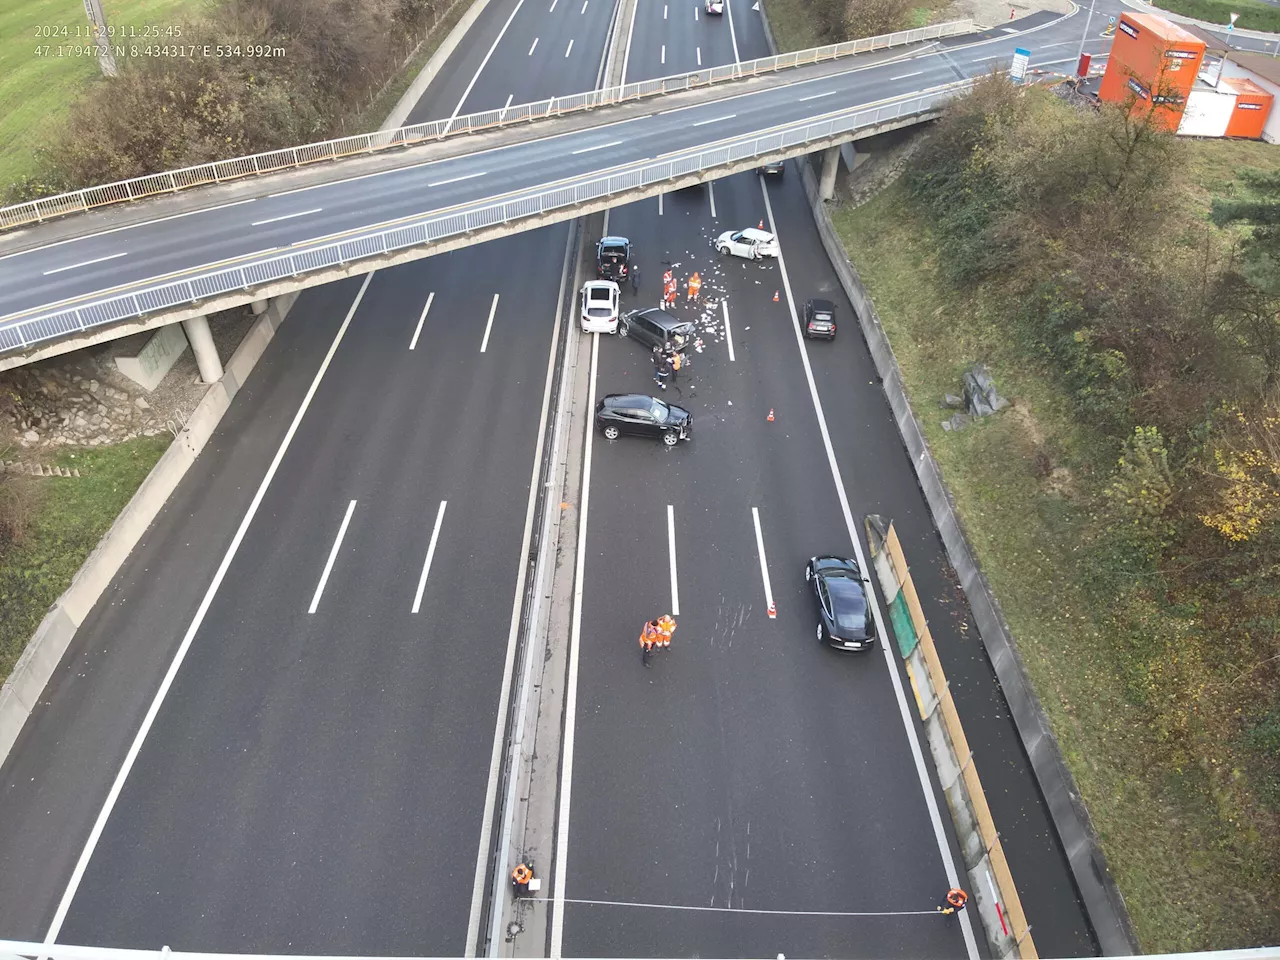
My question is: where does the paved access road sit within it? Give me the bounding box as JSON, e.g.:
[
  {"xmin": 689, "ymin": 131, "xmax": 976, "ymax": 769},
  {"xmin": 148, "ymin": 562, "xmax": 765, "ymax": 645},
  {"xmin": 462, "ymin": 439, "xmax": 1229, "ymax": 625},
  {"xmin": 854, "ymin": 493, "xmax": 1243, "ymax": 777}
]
[
  {"xmin": 0, "ymin": 0, "xmax": 612, "ymax": 952},
  {"xmin": 0, "ymin": 13, "xmax": 1110, "ymax": 328},
  {"xmin": 556, "ymin": 2, "xmax": 1097, "ymax": 957}
]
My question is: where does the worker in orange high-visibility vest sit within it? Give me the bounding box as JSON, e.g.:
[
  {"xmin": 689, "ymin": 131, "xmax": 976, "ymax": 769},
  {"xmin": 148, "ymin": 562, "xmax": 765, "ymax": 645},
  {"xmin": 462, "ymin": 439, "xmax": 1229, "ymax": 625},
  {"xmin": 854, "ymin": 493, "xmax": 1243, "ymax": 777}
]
[
  {"xmin": 656, "ymin": 614, "xmax": 676, "ymax": 649},
  {"xmin": 640, "ymin": 619, "xmax": 662, "ymax": 667},
  {"xmin": 664, "ymin": 276, "xmax": 678, "ymax": 308},
  {"xmin": 937, "ymin": 888, "xmax": 968, "ymax": 916},
  {"xmin": 687, "ymin": 272, "xmax": 701, "ymax": 302}
]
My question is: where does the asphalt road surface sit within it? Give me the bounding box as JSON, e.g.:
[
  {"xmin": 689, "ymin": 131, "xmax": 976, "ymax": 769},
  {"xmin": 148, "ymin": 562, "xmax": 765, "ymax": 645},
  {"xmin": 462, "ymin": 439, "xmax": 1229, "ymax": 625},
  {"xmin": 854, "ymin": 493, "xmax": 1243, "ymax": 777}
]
[
  {"xmin": 0, "ymin": 0, "xmax": 610, "ymax": 952},
  {"xmin": 556, "ymin": 3, "xmax": 1095, "ymax": 958},
  {"xmin": 0, "ymin": 13, "xmax": 1115, "ymax": 328}
]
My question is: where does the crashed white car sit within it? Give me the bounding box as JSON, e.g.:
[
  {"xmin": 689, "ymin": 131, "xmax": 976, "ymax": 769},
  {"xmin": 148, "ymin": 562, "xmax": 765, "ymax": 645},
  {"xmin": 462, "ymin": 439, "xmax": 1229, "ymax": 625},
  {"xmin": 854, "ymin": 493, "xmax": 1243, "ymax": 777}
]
[
  {"xmin": 705, "ymin": 0, "xmax": 725, "ymax": 13},
  {"xmin": 715, "ymin": 227, "xmax": 780, "ymax": 260},
  {"xmin": 580, "ymin": 279, "xmax": 620, "ymax": 333}
]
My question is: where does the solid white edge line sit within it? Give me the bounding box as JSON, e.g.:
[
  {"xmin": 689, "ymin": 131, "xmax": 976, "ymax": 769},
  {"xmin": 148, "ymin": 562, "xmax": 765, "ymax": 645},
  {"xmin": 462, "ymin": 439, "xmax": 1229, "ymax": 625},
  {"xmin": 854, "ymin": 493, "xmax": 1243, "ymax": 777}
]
[
  {"xmin": 750, "ymin": 506, "xmax": 775, "ymax": 610},
  {"xmin": 760, "ymin": 179, "xmax": 980, "ymax": 960},
  {"xmin": 410, "ymin": 501, "xmax": 449, "ymax": 614},
  {"xmin": 708, "ymin": 181, "xmax": 717, "ymax": 219},
  {"xmin": 549, "ymin": 330, "xmax": 598, "ymax": 960},
  {"xmin": 726, "ymin": 0, "xmax": 741, "ymax": 65},
  {"xmin": 667, "ymin": 504, "xmax": 680, "ymax": 616},
  {"xmin": 249, "ymin": 207, "xmax": 321, "ymax": 227},
  {"xmin": 722, "ymin": 298, "xmax": 735, "ymax": 361},
  {"xmin": 464, "ymin": 227, "xmax": 575, "ymax": 960},
  {"xmin": 566, "ymin": 38, "xmax": 574, "ymax": 56},
  {"xmin": 308, "ymin": 500, "xmax": 358, "ymax": 614},
  {"xmin": 480, "ymin": 292, "xmax": 500, "ymax": 353},
  {"xmin": 41, "ymin": 252, "xmax": 127, "ymax": 276},
  {"xmin": 41, "ymin": 269, "xmax": 376, "ymax": 949},
  {"xmin": 451, "ymin": 0, "xmax": 528, "ymax": 123},
  {"xmin": 409, "ymin": 291, "xmax": 435, "ymax": 350},
  {"xmin": 620, "ymin": 0, "xmax": 639, "ymax": 82}
]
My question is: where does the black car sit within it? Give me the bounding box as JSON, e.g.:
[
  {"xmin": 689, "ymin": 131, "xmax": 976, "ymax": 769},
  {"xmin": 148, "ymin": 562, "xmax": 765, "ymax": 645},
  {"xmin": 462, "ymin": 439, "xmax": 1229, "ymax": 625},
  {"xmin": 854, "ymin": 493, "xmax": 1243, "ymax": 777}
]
[
  {"xmin": 803, "ymin": 298, "xmax": 837, "ymax": 339},
  {"xmin": 597, "ymin": 236, "xmax": 631, "ymax": 281},
  {"xmin": 618, "ymin": 308, "xmax": 696, "ymax": 351},
  {"xmin": 758, "ymin": 159, "xmax": 785, "ymax": 177},
  {"xmin": 805, "ymin": 555, "xmax": 876, "ymax": 651},
  {"xmin": 596, "ymin": 394, "xmax": 692, "ymax": 446}
]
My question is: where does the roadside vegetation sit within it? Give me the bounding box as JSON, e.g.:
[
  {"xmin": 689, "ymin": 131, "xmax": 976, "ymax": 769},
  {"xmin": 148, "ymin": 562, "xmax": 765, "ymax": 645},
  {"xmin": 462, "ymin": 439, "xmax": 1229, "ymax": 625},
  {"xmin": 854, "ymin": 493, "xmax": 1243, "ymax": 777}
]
[
  {"xmin": 4, "ymin": 0, "xmax": 465, "ymax": 202},
  {"xmin": 764, "ymin": 0, "xmax": 952, "ymax": 52},
  {"xmin": 0, "ymin": 436, "xmax": 171, "ymax": 682},
  {"xmin": 832, "ymin": 76, "xmax": 1280, "ymax": 950},
  {"xmin": 1150, "ymin": 0, "xmax": 1280, "ymax": 32}
]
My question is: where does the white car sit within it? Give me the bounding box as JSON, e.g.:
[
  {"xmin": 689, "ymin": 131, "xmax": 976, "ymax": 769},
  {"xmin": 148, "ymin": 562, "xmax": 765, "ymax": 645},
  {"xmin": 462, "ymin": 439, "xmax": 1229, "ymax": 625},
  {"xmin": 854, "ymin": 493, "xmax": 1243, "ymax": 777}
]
[
  {"xmin": 580, "ymin": 279, "xmax": 620, "ymax": 333},
  {"xmin": 715, "ymin": 227, "xmax": 780, "ymax": 260},
  {"xmin": 705, "ymin": 0, "xmax": 725, "ymax": 13}
]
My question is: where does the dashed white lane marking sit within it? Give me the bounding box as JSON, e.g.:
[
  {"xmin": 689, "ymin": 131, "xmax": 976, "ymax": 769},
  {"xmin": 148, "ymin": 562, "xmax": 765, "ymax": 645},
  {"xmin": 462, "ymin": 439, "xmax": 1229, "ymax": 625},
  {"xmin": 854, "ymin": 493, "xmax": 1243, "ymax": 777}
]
[
  {"xmin": 250, "ymin": 207, "xmax": 321, "ymax": 227},
  {"xmin": 40, "ymin": 271, "xmax": 377, "ymax": 949},
  {"xmin": 890, "ymin": 70, "xmax": 923, "ymax": 79},
  {"xmin": 661, "ymin": 43, "xmax": 666, "ymax": 64},
  {"xmin": 798, "ymin": 90, "xmax": 837, "ymax": 101},
  {"xmin": 411, "ymin": 501, "xmax": 448, "ymax": 613},
  {"xmin": 529, "ymin": 37, "xmax": 540, "ymax": 55},
  {"xmin": 572, "ymin": 139, "xmax": 624, "ymax": 155},
  {"xmin": 581, "ymin": 0, "xmax": 588, "ymax": 11},
  {"xmin": 309, "ymin": 500, "xmax": 357, "ymax": 614},
  {"xmin": 449, "ymin": 0, "xmax": 526, "ymax": 123},
  {"xmin": 697, "ymin": 45, "xmax": 702, "ymax": 65},
  {"xmin": 664, "ymin": 3, "xmax": 668, "ymax": 15},
  {"xmin": 480, "ymin": 292, "xmax": 500, "ymax": 353},
  {"xmin": 501, "ymin": 93, "xmax": 514, "ymax": 116},
  {"xmin": 722, "ymin": 299, "xmax": 735, "ymax": 361},
  {"xmin": 41, "ymin": 251, "xmax": 127, "ymax": 275},
  {"xmin": 750, "ymin": 507, "xmax": 775, "ymax": 615},
  {"xmin": 409, "ymin": 291, "xmax": 434, "ymax": 350},
  {"xmin": 549, "ymin": 0, "xmax": 557, "ymax": 10},
  {"xmin": 668, "ymin": 505, "xmax": 681, "ymax": 616},
  {"xmin": 565, "ymin": 38, "xmax": 574, "ymax": 56},
  {"xmin": 427, "ymin": 171, "xmax": 487, "ymax": 187},
  {"xmin": 693, "ymin": 113, "xmax": 735, "ymax": 126}
]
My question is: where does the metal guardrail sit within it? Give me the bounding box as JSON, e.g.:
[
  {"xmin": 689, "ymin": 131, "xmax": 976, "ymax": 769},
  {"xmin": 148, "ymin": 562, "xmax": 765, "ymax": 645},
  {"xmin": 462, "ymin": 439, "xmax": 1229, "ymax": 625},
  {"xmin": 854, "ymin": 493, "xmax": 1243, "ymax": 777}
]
[
  {"xmin": 0, "ymin": 20, "xmax": 973, "ymax": 232},
  {"xmin": 0, "ymin": 80, "xmax": 975, "ymax": 354}
]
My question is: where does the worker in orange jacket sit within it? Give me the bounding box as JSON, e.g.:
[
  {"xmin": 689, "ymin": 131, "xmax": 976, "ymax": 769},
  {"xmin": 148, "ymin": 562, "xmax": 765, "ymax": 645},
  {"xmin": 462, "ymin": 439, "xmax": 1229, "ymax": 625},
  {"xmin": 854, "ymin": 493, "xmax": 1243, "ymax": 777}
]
[
  {"xmin": 640, "ymin": 619, "xmax": 662, "ymax": 667},
  {"xmin": 938, "ymin": 888, "xmax": 968, "ymax": 916},
  {"xmin": 656, "ymin": 614, "xmax": 676, "ymax": 649},
  {"xmin": 661, "ymin": 269, "xmax": 675, "ymax": 309},
  {"xmin": 687, "ymin": 272, "xmax": 701, "ymax": 302}
]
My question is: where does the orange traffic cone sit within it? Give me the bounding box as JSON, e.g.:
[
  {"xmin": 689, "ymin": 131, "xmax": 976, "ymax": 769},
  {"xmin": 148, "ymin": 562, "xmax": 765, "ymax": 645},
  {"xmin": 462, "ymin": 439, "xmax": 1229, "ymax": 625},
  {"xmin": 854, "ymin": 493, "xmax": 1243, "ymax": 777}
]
[
  {"xmin": 767, "ymin": 601, "xmax": 777, "ymax": 619},
  {"xmin": 772, "ymin": 290, "xmax": 779, "ymax": 302},
  {"xmin": 767, "ymin": 408, "xmax": 775, "ymax": 422},
  {"xmin": 758, "ymin": 219, "xmax": 764, "ymax": 229}
]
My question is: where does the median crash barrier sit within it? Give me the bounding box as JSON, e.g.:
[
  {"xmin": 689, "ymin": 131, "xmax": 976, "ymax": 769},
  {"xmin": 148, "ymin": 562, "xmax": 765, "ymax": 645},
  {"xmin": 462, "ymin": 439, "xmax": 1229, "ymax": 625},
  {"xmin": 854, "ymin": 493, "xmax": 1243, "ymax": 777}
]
[
  {"xmin": 867, "ymin": 517, "xmax": 1036, "ymax": 959},
  {"xmin": 0, "ymin": 20, "xmax": 973, "ymax": 232}
]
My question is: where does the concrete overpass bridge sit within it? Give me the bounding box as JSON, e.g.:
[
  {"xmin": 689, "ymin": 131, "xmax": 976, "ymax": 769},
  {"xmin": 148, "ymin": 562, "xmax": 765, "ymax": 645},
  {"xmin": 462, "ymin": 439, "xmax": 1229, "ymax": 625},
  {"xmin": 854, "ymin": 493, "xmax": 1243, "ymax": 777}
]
[{"xmin": 0, "ymin": 15, "xmax": 1072, "ymax": 373}]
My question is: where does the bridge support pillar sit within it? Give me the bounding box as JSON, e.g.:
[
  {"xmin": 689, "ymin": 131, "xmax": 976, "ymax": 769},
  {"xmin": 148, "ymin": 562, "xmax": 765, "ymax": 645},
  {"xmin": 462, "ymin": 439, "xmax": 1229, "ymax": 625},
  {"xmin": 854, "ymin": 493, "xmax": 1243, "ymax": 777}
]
[
  {"xmin": 250, "ymin": 298, "xmax": 270, "ymax": 316},
  {"xmin": 819, "ymin": 146, "xmax": 841, "ymax": 201},
  {"xmin": 182, "ymin": 315, "xmax": 223, "ymax": 384}
]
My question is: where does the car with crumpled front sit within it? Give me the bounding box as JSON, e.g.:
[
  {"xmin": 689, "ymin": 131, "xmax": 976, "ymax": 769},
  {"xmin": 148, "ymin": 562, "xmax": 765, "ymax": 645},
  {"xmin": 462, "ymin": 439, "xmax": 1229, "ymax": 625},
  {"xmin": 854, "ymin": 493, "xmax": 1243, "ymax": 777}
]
[{"xmin": 596, "ymin": 394, "xmax": 692, "ymax": 446}]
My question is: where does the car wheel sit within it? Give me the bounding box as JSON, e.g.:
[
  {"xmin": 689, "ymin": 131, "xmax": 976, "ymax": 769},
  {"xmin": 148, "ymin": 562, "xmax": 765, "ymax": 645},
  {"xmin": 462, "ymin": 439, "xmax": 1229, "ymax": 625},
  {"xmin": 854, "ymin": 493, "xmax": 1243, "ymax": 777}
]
[
  {"xmin": 618, "ymin": 322, "xmax": 628, "ymax": 338},
  {"xmin": 804, "ymin": 564, "xmax": 812, "ymax": 582},
  {"xmin": 603, "ymin": 424, "xmax": 620, "ymax": 440},
  {"xmin": 715, "ymin": 242, "xmax": 728, "ymax": 254},
  {"xmin": 816, "ymin": 622, "xmax": 825, "ymax": 643},
  {"xmin": 662, "ymin": 431, "xmax": 679, "ymax": 447}
]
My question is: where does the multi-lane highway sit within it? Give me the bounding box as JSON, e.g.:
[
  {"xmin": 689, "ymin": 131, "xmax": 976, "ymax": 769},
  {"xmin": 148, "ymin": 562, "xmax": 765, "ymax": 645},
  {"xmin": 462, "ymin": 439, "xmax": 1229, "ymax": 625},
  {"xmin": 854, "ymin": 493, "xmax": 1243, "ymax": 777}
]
[
  {"xmin": 0, "ymin": 0, "xmax": 1109, "ymax": 957},
  {"xmin": 0, "ymin": 14, "xmax": 1108, "ymax": 334}
]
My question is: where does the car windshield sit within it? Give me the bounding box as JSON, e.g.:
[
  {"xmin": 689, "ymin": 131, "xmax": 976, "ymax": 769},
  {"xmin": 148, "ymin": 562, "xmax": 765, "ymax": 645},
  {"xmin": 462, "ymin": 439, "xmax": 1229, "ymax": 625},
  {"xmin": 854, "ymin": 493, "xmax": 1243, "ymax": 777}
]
[
  {"xmin": 812, "ymin": 312, "xmax": 833, "ymax": 323},
  {"xmin": 827, "ymin": 578, "xmax": 869, "ymax": 636},
  {"xmin": 587, "ymin": 307, "xmax": 612, "ymax": 317},
  {"xmin": 731, "ymin": 232, "xmax": 745, "ymax": 242},
  {"xmin": 647, "ymin": 398, "xmax": 670, "ymax": 420}
]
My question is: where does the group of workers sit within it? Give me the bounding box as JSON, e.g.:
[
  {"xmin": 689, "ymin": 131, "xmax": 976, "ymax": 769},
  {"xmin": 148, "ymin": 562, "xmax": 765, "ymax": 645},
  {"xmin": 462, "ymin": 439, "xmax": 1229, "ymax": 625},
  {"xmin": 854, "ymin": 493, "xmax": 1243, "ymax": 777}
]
[
  {"xmin": 651, "ymin": 334, "xmax": 690, "ymax": 390},
  {"xmin": 639, "ymin": 614, "xmax": 677, "ymax": 667},
  {"xmin": 660, "ymin": 268, "xmax": 701, "ymax": 308}
]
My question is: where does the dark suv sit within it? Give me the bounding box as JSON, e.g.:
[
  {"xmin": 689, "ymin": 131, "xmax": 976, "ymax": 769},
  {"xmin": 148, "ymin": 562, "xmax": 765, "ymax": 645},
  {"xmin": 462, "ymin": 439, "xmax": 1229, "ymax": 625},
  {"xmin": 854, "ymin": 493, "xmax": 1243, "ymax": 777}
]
[
  {"xmin": 597, "ymin": 236, "xmax": 631, "ymax": 281},
  {"xmin": 758, "ymin": 159, "xmax": 785, "ymax": 177},
  {"xmin": 596, "ymin": 394, "xmax": 692, "ymax": 446},
  {"xmin": 618, "ymin": 308, "xmax": 696, "ymax": 351}
]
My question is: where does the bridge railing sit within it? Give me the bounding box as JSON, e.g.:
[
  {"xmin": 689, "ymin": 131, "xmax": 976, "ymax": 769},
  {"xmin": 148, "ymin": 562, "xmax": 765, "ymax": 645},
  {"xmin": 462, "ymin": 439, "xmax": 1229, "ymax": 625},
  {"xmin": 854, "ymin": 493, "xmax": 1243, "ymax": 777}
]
[
  {"xmin": 0, "ymin": 20, "xmax": 973, "ymax": 232},
  {"xmin": 0, "ymin": 80, "xmax": 975, "ymax": 354}
]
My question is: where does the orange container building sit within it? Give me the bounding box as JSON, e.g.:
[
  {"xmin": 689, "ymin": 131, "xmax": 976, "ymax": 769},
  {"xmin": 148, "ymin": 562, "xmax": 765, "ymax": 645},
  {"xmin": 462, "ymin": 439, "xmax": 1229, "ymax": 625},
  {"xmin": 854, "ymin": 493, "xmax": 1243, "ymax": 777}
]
[
  {"xmin": 1098, "ymin": 12, "xmax": 1207, "ymax": 130},
  {"xmin": 1224, "ymin": 77, "xmax": 1274, "ymax": 138}
]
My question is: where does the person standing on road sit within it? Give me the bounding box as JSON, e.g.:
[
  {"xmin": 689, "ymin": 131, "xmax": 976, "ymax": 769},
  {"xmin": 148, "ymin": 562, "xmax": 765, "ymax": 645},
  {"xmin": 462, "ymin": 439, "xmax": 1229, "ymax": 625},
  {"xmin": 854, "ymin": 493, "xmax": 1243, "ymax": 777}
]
[
  {"xmin": 640, "ymin": 619, "xmax": 661, "ymax": 667},
  {"xmin": 661, "ymin": 269, "xmax": 675, "ymax": 309},
  {"xmin": 937, "ymin": 888, "xmax": 968, "ymax": 916},
  {"xmin": 656, "ymin": 614, "xmax": 676, "ymax": 650},
  {"xmin": 631, "ymin": 262, "xmax": 640, "ymax": 296},
  {"xmin": 653, "ymin": 349, "xmax": 671, "ymax": 390},
  {"xmin": 687, "ymin": 271, "xmax": 701, "ymax": 302},
  {"xmin": 512, "ymin": 863, "xmax": 534, "ymax": 897}
]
